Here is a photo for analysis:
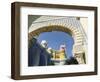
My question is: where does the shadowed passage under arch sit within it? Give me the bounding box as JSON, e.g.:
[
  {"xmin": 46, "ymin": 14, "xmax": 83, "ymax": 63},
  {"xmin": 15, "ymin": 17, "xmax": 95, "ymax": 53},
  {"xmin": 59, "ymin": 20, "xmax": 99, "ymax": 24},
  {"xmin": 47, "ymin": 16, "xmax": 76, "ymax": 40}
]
[{"xmin": 28, "ymin": 28, "xmax": 78, "ymax": 66}]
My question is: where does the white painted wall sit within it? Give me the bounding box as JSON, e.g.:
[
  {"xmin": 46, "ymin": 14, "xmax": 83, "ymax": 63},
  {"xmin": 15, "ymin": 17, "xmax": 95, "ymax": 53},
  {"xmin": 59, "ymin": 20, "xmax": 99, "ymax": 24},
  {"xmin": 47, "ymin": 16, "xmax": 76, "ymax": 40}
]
[{"xmin": 0, "ymin": 0, "xmax": 100, "ymax": 82}]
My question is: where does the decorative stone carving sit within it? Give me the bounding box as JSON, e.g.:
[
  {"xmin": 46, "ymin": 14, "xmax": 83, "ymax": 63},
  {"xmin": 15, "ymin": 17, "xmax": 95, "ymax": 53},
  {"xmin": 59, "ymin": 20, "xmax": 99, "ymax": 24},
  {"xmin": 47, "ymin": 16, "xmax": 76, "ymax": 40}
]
[{"xmin": 29, "ymin": 16, "xmax": 87, "ymax": 64}]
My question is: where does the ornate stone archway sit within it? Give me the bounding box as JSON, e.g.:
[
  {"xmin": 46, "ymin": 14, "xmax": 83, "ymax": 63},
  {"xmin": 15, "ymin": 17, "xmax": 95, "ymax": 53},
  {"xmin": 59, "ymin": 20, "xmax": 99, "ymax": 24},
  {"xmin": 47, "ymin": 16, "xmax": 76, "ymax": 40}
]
[{"xmin": 28, "ymin": 16, "xmax": 87, "ymax": 64}]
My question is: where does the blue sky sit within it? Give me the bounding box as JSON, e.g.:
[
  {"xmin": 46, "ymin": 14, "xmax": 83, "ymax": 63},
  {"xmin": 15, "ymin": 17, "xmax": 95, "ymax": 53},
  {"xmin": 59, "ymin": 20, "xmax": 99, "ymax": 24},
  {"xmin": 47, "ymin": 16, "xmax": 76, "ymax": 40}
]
[{"xmin": 37, "ymin": 31, "xmax": 74, "ymax": 58}]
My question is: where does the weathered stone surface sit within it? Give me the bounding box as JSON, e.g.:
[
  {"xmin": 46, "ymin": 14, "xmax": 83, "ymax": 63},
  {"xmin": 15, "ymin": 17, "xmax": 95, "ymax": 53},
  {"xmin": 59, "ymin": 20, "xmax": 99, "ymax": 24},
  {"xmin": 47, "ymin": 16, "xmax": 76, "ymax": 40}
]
[{"xmin": 28, "ymin": 16, "xmax": 87, "ymax": 64}]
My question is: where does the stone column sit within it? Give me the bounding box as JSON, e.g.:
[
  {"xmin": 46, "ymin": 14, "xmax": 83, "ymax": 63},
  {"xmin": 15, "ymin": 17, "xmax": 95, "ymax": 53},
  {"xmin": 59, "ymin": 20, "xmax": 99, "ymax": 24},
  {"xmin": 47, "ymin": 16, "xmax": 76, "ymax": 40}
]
[{"xmin": 73, "ymin": 45, "xmax": 86, "ymax": 64}]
